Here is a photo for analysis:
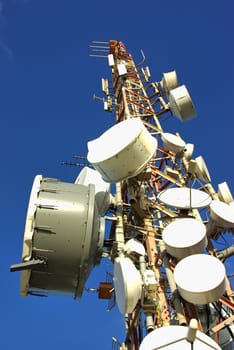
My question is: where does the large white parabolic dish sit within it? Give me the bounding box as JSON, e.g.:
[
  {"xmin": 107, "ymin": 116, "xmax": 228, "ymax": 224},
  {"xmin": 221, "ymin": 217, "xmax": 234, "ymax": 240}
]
[
  {"xmin": 209, "ymin": 200, "xmax": 234, "ymax": 228},
  {"xmin": 174, "ymin": 254, "xmax": 226, "ymax": 304},
  {"xmin": 87, "ymin": 118, "xmax": 157, "ymax": 183},
  {"xmin": 113, "ymin": 256, "xmax": 142, "ymax": 314},
  {"xmin": 162, "ymin": 218, "xmax": 207, "ymax": 260},
  {"xmin": 139, "ymin": 325, "xmax": 222, "ymax": 350},
  {"xmin": 158, "ymin": 187, "xmax": 212, "ymax": 209},
  {"xmin": 20, "ymin": 175, "xmax": 104, "ymax": 299}
]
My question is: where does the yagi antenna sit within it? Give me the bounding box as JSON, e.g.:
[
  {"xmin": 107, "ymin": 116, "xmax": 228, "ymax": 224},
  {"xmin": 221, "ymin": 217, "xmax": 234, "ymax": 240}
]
[
  {"xmin": 61, "ymin": 161, "xmax": 89, "ymax": 168},
  {"xmin": 61, "ymin": 155, "xmax": 90, "ymax": 168},
  {"xmin": 90, "ymin": 40, "xmax": 109, "ymax": 58}
]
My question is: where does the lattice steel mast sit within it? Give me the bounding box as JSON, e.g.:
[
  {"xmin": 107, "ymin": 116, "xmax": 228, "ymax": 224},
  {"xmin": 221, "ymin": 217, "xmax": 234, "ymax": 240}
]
[{"xmin": 91, "ymin": 39, "xmax": 234, "ymax": 350}]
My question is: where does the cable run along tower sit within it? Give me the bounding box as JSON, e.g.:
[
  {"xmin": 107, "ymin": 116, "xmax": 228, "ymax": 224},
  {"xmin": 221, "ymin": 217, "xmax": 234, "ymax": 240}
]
[{"xmin": 11, "ymin": 40, "xmax": 234, "ymax": 350}]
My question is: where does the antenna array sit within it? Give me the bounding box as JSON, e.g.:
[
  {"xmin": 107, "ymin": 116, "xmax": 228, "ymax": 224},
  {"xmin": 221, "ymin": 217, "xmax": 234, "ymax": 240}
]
[{"xmin": 11, "ymin": 40, "xmax": 234, "ymax": 350}]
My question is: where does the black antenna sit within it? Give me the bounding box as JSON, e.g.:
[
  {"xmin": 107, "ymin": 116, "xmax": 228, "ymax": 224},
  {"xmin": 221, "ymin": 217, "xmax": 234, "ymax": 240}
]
[
  {"xmin": 61, "ymin": 155, "xmax": 91, "ymax": 168},
  {"xmin": 61, "ymin": 161, "xmax": 88, "ymax": 167}
]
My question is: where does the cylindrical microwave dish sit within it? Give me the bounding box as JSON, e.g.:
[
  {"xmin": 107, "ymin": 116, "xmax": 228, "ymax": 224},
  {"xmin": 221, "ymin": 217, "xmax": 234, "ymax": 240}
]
[
  {"xmin": 195, "ymin": 155, "xmax": 211, "ymax": 182},
  {"xmin": 75, "ymin": 166, "xmax": 111, "ymax": 214},
  {"xmin": 173, "ymin": 254, "xmax": 226, "ymax": 304},
  {"xmin": 161, "ymin": 132, "xmax": 186, "ymax": 155},
  {"xmin": 87, "ymin": 118, "xmax": 157, "ymax": 182},
  {"xmin": 162, "ymin": 218, "xmax": 207, "ymax": 260},
  {"xmin": 210, "ymin": 200, "xmax": 234, "ymax": 228},
  {"xmin": 169, "ymin": 85, "xmax": 196, "ymax": 121},
  {"xmin": 160, "ymin": 71, "xmax": 179, "ymax": 98},
  {"xmin": 20, "ymin": 176, "xmax": 104, "ymax": 299},
  {"xmin": 139, "ymin": 325, "xmax": 222, "ymax": 350},
  {"xmin": 183, "ymin": 143, "xmax": 194, "ymax": 160},
  {"xmin": 218, "ymin": 181, "xmax": 233, "ymax": 204}
]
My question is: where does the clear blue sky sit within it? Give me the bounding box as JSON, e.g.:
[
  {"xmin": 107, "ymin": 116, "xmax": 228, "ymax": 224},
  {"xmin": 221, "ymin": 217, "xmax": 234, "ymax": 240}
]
[{"xmin": 1, "ymin": 1, "xmax": 233, "ymax": 349}]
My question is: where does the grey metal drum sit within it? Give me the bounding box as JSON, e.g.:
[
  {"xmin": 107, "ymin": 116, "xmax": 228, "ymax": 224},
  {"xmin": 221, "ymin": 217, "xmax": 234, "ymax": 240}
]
[{"xmin": 20, "ymin": 176, "xmax": 104, "ymax": 299}]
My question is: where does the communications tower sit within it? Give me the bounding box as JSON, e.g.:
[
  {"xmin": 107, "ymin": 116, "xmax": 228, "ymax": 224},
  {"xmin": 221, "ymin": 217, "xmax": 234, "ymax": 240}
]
[{"xmin": 11, "ymin": 40, "xmax": 234, "ymax": 350}]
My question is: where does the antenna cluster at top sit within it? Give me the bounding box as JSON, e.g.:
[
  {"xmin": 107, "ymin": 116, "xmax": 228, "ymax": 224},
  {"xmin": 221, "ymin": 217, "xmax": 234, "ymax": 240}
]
[{"xmin": 91, "ymin": 40, "xmax": 195, "ymax": 124}]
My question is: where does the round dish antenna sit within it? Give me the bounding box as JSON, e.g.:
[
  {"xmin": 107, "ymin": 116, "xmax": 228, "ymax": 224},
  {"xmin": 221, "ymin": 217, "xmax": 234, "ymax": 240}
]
[
  {"xmin": 139, "ymin": 324, "xmax": 222, "ymax": 350},
  {"xmin": 19, "ymin": 175, "xmax": 104, "ymax": 299},
  {"xmin": 158, "ymin": 187, "xmax": 212, "ymax": 209},
  {"xmin": 169, "ymin": 85, "xmax": 196, "ymax": 121},
  {"xmin": 124, "ymin": 238, "xmax": 146, "ymax": 258},
  {"xmin": 113, "ymin": 256, "xmax": 142, "ymax": 314},
  {"xmin": 209, "ymin": 200, "xmax": 234, "ymax": 228},
  {"xmin": 195, "ymin": 155, "xmax": 211, "ymax": 182},
  {"xmin": 218, "ymin": 181, "xmax": 233, "ymax": 204},
  {"xmin": 160, "ymin": 70, "xmax": 179, "ymax": 98},
  {"xmin": 75, "ymin": 166, "xmax": 112, "ymax": 214},
  {"xmin": 161, "ymin": 132, "xmax": 186, "ymax": 155},
  {"xmin": 87, "ymin": 118, "xmax": 157, "ymax": 182},
  {"xmin": 183, "ymin": 143, "xmax": 194, "ymax": 160},
  {"xmin": 173, "ymin": 254, "xmax": 226, "ymax": 304},
  {"xmin": 162, "ymin": 218, "xmax": 207, "ymax": 260}
]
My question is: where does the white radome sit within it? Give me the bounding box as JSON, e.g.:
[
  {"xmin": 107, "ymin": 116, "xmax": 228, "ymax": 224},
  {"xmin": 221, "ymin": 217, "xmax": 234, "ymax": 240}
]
[
  {"xmin": 139, "ymin": 325, "xmax": 222, "ymax": 350},
  {"xmin": 173, "ymin": 254, "xmax": 226, "ymax": 304},
  {"xmin": 87, "ymin": 118, "xmax": 157, "ymax": 183}
]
